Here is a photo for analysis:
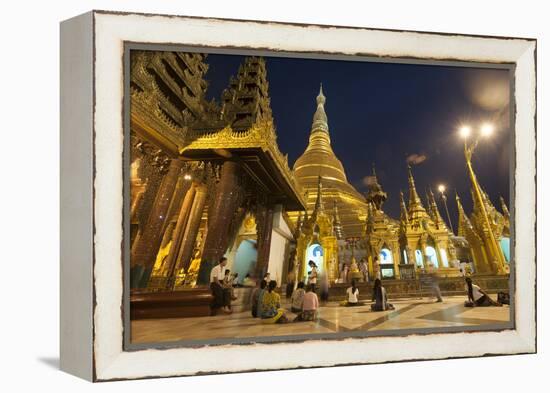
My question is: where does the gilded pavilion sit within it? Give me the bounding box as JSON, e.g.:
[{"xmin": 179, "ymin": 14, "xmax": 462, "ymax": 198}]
[
  {"xmin": 129, "ymin": 53, "xmax": 304, "ymax": 290},
  {"xmin": 128, "ymin": 51, "xmax": 510, "ymax": 294}
]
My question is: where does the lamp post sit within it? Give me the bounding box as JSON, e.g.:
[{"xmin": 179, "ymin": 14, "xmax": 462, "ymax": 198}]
[
  {"xmin": 437, "ymin": 184, "xmax": 454, "ymax": 234},
  {"xmin": 459, "ymin": 124, "xmax": 506, "ymax": 274}
]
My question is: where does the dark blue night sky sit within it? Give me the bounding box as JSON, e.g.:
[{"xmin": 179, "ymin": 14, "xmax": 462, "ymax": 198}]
[{"xmin": 203, "ymin": 53, "xmax": 511, "ymax": 224}]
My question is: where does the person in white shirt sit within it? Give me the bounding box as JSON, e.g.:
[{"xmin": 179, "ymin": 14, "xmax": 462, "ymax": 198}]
[
  {"xmin": 290, "ymin": 281, "xmax": 306, "ymax": 313},
  {"xmin": 209, "ymin": 257, "xmax": 232, "ymax": 314},
  {"xmin": 307, "ymin": 261, "xmax": 318, "ymax": 291},
  {"xmin": 465, "ymin": 277, "xmax": 501, "ymax": 307},
  {"xmin": 343, "ymin": 279, "xmax": 363, "ymax": 306}
]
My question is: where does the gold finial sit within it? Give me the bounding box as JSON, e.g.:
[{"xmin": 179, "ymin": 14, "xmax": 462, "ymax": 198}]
[{"xmin": 407, "ymin": 164, "xmax": 425, "ymax": 212}]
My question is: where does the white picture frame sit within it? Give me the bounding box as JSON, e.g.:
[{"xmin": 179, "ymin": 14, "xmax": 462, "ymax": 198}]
[{"xmin": 60, "ymin": 10, "xmax": 536, "ymax": 382}]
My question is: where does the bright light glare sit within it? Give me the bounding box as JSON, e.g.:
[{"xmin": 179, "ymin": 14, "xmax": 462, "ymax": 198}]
[
  {"xmin": 438, "ymin": 184, "xmax": 446, "ymax": 193},
  {"xmin": 481, "ymin": 123, "xmax": 494, "ymax": 137},
  {"xmin": 459, "ymin": 126, "xmax": 471, "ymax": 138},
  {"xmin": 183, "ymin": 174, "xmax": 192, "ymax": 181}
]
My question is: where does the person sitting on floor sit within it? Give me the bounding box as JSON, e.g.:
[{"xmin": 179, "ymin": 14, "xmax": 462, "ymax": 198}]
[
  {"xmin": 251, "ymin": 279, "xmax": 267, "ymax": 318},
  {"xmin": 342, "ymin": 279, "xmax": 364, "ymax": 306},
  {"xmin": 232, "ymin": 272, "xmax": 243, "ymax": 287},
  {"xmin": 242, "ymin": 273, "xmax": 255, "ymax": 287},
  {"xmin": 301, "ymin": 284, "xmax": 319, "ymax": 321},
  {"xmin": 290, "ymin": 281, "xmax": 306, "ymax": 314},
  {"xmin": 371, "ymin": 278, "xmax": 394, "ymax": 311},
  {"xmin": 465, "ymin": 277, "xmax": 502, "ymax": 307},
  {"xmin": 260, "ymin": 280, "xmax": 288, "ymax": 323}
]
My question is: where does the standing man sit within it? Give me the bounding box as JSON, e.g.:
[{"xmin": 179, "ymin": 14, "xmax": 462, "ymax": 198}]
[
  {"xmin": 430, "ymin": 273, "xmax": 443, "ymax": 303},
  {"xmin": 209, "ymin": 257, "xmax": 232, "ymax": 314}
]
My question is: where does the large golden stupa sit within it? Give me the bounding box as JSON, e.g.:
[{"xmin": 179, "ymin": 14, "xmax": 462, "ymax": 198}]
[{"xmin": 291, "ymin": 85, "xmax": 368, "ymax": 237}]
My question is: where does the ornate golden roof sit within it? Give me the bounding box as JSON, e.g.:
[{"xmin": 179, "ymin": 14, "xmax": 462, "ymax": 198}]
[{"xmin": 291, "ymin": 85, "xmax": 368, "ymax": 237}]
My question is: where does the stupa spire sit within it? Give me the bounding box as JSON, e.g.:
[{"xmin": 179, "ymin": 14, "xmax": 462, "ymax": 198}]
[
  {"xmin": 366, "ymin": 163, "xmax": 387, "ymax": 211},
  {"xmin": 407, "ymin": 165, "xmax": 426, "ymax": 214},
  {"xmin": 428, "ymin": 188, "xmax": 445, "ymax": 226},
  {"xmin": 400, "ymin": 190, "xmax": 409, "ymax": 224},
  {"xmin": 456, "ymin": 193, "xmax": 473, "ymax": 237},
  {"xmin": 500, "ymin": 196, "xmax": 510, "ymax": 219},
  {"xmin": 332, "ymin": 200, "xmax": 344, "ymax": 240},
  {"xmin": 306, "ymin": 84, "xmax": 332, "ymax": 152}
]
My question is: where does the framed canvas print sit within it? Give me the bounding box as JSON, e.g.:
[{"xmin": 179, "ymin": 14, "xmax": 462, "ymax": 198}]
[{"xmin": 60, "ymin": 10, "xmax": 536, "ymax": 382}]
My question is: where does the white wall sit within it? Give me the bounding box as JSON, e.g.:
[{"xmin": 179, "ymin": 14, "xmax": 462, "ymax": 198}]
[
  {"xmin": 267, "ymin": 232, "xmax": 287, "ymax": 286},
  {"xmin": 267, "ymin": 205, "xmax": 294, "ymax": 286}
]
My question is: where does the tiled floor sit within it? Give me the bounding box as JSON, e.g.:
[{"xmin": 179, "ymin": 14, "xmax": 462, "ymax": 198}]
[{"xmin": 130, "ymin": 296, "xmax": 511, "ymax": 344}]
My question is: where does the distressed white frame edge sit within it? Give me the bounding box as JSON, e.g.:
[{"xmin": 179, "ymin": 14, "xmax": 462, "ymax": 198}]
[
  {"xmin": 60, "ymin": 11, "xmax": 94, "ymax": 381},
  {"xmin": 86, "ymin": 11, "xmax": 535, "ymax": 381}
]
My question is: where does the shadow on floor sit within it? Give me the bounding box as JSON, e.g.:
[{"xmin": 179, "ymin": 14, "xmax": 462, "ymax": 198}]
[{"xmin": 37, "ymin": 357, "xmax": 59, "ymax": 370}]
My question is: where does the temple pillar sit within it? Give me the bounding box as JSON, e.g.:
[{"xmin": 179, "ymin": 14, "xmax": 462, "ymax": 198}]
[
  {"xmin": 130, "ymin": 159, "xmax": 164, "ymax": 252},
  {"xmin": 151, "ymin": 221, "xmax": 176, "ymax": 276},
  {"xmin": 254, "ymin": 204, "xmax": 274, "ymax": 280},
  {"xmin": 130, "ymin": 159, "xmax": 184, "ymax": 289},
  {"xmin": 197, "ymin": 161, "xmax": 242, "ymax": 285},
  {"xmin": 160, "ymin": 172, "xmax": 191, "ymax": 235},
  {"xmin": 162, "ymin": 183, "xmax": 197, "ymax": 289},
  {"xmin": 178, "ymin": 183, "xmax": 208, "ymax": 274},
  {"xmin": 391, "ymin": 242, "xmax": 400, "ymax": 278}
]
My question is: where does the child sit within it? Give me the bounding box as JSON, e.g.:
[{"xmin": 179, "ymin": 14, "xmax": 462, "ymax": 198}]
[{"xmin": 223, "ymin": 269, "xmax": 237, "ymax": 300}]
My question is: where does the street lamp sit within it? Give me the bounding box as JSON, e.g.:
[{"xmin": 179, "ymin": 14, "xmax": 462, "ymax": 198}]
[
  {"xmin": 459, "ymin": 123, "xmax": 506, "ymax": 273},
  {"xmin": 459, "ymin": 125, "xmax": 472, "ymax": 139},
  {"xmin": 437, "ymin": 184, "xmax": 454, "ymax": 234}
]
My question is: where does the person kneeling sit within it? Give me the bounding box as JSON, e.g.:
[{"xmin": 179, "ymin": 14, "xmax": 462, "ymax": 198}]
[
  {"xmin": 371, "ymin": 279, "xmax": 394, "ymax": 311},
  {"xmin": 301, "ymin": 284, "xmax": 319, "ymax": 321},
  {"xmin": 290, "ymin": 281, "xmax": 306, "ymax": 314},
  {"xmin": 260, "ymin": 281, "xmax": 288, "ymax": 323}
]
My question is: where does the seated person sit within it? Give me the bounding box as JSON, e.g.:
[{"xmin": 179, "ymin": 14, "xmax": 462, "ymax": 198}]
[
  {"xmin": 290, "ymin": 281, "xmax": 306, "ymax": 313},
  {"xmin": 342, "ymin": 279, "xmax": 364, "ymax": 306},
  {"xmin": 371, "ymin": 279, "xmax": 394, "ymax": 311},
  {"xmin": 231, "ymin": 272, "xmax": 242, "ymax": 287},
  {"xmin": 209, "ymin": 257, "xmax": 232, "ymax": 314},
  {"xmin": 222, "ymin": 269, "xmax": 237, "ymax": 300},
  {"xmin": 301, "ymin": 284, "xmax": 319, "ymax": 321},
  {"xmin": 250, "ymin": 280, "xmax": 267, "ymax": 318},
  {"xmin": 242, "ymin": 273, "xmax": 255, "ymax": 287},
  {"xmin": 260, "ymin": 280, "xmax": 288, "ymax": 323},
  {"xmin": 465, "ymin": 277, "xmax": 502, "ymax": 307}
]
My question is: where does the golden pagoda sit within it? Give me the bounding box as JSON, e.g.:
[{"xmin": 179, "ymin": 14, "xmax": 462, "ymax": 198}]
[
  {"xmin": 291, "ymin": 85, "xmax": 368, "ymax": 237},
  {"xmin": 398, "ymin": 165, "xmax": 458, "ymax": 275},
  {"xmin": 295, "ymin": 176, "xmax": 339, "ymax": 281}
]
